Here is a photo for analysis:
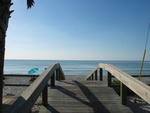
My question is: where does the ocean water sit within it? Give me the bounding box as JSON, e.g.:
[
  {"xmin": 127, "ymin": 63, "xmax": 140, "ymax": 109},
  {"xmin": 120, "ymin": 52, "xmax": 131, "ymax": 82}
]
[{"xmin": 4, "ymin": 60, "xmax": 150, "ymax": 76}]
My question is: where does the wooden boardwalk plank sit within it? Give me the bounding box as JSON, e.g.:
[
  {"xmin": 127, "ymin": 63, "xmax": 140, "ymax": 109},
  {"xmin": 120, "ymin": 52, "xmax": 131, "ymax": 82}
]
[{"xmin": 39, "ymin": 80, "xmax": 133, "ymax": 113}]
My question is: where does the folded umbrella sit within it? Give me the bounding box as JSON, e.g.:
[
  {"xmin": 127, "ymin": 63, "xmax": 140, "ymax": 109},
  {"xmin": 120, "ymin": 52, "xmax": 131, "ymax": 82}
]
[{"xmin": 28, "ymin": 68, "xmax": 38, "ymax": 74}]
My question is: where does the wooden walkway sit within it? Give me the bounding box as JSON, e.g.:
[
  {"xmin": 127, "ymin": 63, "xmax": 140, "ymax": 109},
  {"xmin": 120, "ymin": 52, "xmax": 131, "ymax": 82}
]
[
  {"xmin": 3, "ymin": 64, "xmax": 150, "ymax": 113},
  {"xmin": 39, "ymin": 79, "xmax": 133, "ymax": 113}
]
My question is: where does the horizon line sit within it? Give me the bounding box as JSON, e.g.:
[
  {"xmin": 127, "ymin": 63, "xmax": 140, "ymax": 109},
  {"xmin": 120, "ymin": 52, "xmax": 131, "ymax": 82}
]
[{"xmin": 4, "ymin": 58, "xmax": 150, "ymax": 61}]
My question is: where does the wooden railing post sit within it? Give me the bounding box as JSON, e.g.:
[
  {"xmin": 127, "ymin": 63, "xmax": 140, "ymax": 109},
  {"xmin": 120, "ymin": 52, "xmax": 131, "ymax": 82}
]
[
  {"xmin": 56, "ymin": 68, "xmax": 59, "ymax": 80},
  {"xmin": 107, "ymin": 72, "xmax": 112, "ymax": 87},
  {"xmin": 91, "ymin": 74, "xmax": 94, "ymax": 80},
  {"xmin": 120, "ymin": 83, "xmax": 127, "ymax": 105},
  {"xmin": 95, "ymin": 70, "xmax": 97, "ymax": 80},
  {"xmin": 42, "ymin": 84, "xmax": 48, "ymax": 106},
  {"xmin": 89, "ymin": 76, "xmax": 92, "ymax": 80},
  {"xmin": 51, "ymin": 73, "xmax": 55, "ymax": 87},
  {"xmin": 99, "ymin": 68, "xmax": 103, "ymax": 81}
]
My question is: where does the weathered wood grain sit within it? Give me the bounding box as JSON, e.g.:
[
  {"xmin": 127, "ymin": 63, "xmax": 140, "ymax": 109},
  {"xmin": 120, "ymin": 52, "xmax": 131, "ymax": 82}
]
[
  {"xmin": 39, "ymin": 80, "xmax": 133, "ymax": 113},
  {"xmin": 87, "ymin": 64, "xmax": 150, "ymax": 104},
  {"xmin": 4, "ymin": 63, "xmax": 65, "ymax": 113}
]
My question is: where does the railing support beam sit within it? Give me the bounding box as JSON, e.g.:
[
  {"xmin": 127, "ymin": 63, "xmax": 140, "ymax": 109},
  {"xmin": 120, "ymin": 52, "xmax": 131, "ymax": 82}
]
[
  {"xmin": 56, "ymin": 68, "xmax": 59, "ymax": 80},
  {"xmin": 89, "ymin": 76, "xmax": 92, "ymax": 80},
  {"xmin": 95, "ymin": 70, "xmax": 97, "ymax": 80},
  {"xmin": 107, "ymin": 72, "xmax": 112, "ymax": 87},
  {"xmin": 42, "ymin": 84, "xmax": 48, "ymax": 106},
  {"xmin": 99, "ymin": 68, "xmax": 103, "ymax": 81},
  {"xmin": 51, "ymin": 73, "xmax": 55, "ymax": 87},
  {"xmin": 120, "ymin": 83, "xmax": 127, "ymax": 105}
]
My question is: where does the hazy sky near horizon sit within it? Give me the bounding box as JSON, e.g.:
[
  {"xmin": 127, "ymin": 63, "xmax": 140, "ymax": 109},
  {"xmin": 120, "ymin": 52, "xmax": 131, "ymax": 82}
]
[{"xmin": 5, "ymin": 0, "xmax": 150, "ymax": 60}]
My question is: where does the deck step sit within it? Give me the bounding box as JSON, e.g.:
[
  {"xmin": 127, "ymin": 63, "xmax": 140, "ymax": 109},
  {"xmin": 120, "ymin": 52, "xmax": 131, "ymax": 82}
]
[{"xmin": 38, "ymin": 80, "xmax": 133, "ymax": 113}]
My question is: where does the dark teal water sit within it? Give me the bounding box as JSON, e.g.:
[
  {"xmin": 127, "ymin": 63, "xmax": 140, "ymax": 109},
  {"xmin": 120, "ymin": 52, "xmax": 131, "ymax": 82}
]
[{"xmin": 4, "ymin": 60, "xmax": 150, "ymax": 75}]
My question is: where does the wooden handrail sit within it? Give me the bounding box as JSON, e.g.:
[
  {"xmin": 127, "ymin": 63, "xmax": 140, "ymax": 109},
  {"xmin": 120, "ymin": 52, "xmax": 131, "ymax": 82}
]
[
  {"xmin": 4, "ymin": 63, "xmax": 65, "ymax": 113},
  {"xmin": 87, "ymin": 63, "xmax": 150, "ymax": 105}
]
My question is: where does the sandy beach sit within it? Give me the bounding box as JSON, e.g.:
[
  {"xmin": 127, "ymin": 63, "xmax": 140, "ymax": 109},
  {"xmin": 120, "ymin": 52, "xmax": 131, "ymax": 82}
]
[{"xmin": 3, "ymin": 75, "xmax": 150, "ymax": 113}]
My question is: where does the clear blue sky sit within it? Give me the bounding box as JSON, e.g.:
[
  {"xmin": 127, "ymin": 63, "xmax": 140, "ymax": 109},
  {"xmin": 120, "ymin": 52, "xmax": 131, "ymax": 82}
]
[{"xmin": 5, "ymin": 0, "xmax": 150, "ymax": 60}]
